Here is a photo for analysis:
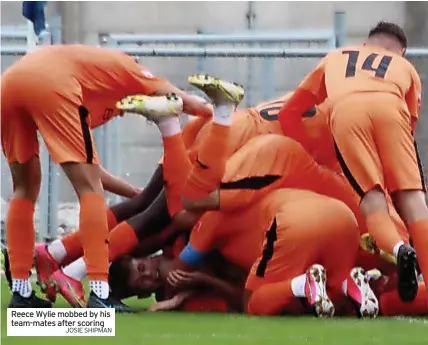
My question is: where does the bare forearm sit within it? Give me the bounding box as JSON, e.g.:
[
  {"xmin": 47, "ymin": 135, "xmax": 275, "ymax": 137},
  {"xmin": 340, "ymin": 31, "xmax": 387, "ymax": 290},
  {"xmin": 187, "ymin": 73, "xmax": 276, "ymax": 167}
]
[{"xmin": 100, "ymin": 167, "xmax": 140, "ymax": 198}]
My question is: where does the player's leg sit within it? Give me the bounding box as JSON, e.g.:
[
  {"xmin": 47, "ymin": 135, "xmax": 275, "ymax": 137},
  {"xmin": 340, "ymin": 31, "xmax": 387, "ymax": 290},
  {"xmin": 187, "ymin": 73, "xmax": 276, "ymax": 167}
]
[
  {"xmin": 51, "ymin": 191, "xmax": 171, "ymax": 307},
  {"xmin": 33, "ymin": 94, "xmax": 130, "ymax": 311},
  {"xmin": 118, "ymin": 93, "xmax": 195, "ymax": 218},
  {"xmin": 331, "ymin": 94, "xmax": 417, "ymax": 302},
  {"xmin": 116, "ymin": 76, "xmax": 244, "ymax": 219},
  {"xmin": 6, "ymin": 160, "xmax": 53, "ymax": 308},
  {"xmin": 181, "ymin": 75, "xmax": 244, "ymax": 208},
  {"xmin": 372, "ymin": 102, "xmax": 428, "ymax": 303},
  {"xmin": 245, "ymin": 190, "xmax": 336, "ymax": 317},
  {"xmin": 110, "ymin": 163, "xmax": 164, "ymax": 221},
  {"xmin": 313, "ymin": 199, "xmax": 379, "ymax": 318},
  {"xmin": 34, "ymin": 203, "xmax": 119, "ymax": 302},
  {"xmin": 39, "ymin": 163, "xmax": 164, "ymax": 281},
  {"xmin": 1, "ymin": 76, "xmax": 52, "ymax": 308}
]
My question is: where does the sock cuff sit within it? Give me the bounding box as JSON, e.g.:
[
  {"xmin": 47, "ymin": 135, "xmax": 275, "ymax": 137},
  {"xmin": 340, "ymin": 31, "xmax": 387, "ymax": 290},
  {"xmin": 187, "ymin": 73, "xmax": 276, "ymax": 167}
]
[
  {"xmin": 366, "ymin": 210, "xmax": 390, "ymax": 223},
  {"xmin": 79, "ymin": 192, "xmax": 106, "ymax": 206},
  {"xmin": 408, "ymin": 219, "xmax": 428, "ymax": 235},
  {"xmin": 9, "ymin": 198, "xmax": 35, "ymax": 212}
]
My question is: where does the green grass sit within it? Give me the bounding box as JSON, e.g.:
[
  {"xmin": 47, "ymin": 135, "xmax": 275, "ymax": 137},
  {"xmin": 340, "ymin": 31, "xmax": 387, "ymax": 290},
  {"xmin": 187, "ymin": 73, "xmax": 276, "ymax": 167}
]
[{"xmin": 1, "ymin": 278, "xmax": 427, "ymax": 344}]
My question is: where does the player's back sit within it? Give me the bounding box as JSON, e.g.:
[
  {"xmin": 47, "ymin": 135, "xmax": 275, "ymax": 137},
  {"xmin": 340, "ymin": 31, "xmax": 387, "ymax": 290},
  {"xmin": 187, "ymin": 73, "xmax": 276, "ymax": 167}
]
[
  {"xmin": 8, "ymin": 45, "xmax": 141, "ymax": 93},
  {"xmin": 253, "ymin": 95, "xmax": 339, "ymax": 171},
  {"xmin": 324, "ymin": 45, "xmax": 417, "ymax": 102}
]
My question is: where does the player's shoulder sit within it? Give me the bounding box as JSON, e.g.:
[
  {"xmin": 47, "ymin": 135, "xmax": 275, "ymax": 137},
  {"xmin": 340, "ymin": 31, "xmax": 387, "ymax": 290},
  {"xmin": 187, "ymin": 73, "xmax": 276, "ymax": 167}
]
[{"xmin": 401, "ymin": 58, "xmax": 421, "ymax": 80}]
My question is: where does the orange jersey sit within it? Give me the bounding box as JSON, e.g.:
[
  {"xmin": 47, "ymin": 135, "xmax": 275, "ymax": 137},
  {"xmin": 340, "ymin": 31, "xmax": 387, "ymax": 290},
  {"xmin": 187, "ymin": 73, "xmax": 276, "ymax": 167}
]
[
  {"xmin": 253, "ymin": 94, "xmax": 339, "ymax": 171},
  {"xmin": 187, "ymin": 210, "xmax": 266, "ymax": 272},
  {"xmin": 183, "ymin": 94, "xmax": 339, "ymax": 171},
  {"xmin": 278, "ymin": 45, "xmax": 422, "ymax": 147},
  {"xmin": 3, "ymin": 44, "xmax": 167, "ymax": 128}
]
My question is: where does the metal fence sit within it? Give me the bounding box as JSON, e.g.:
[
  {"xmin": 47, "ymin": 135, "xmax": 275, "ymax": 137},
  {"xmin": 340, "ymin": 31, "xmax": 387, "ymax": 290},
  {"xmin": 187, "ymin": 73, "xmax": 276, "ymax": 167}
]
[{"xmin": 1, "ymin": 12, "xmax": 427, "ymax": 242}]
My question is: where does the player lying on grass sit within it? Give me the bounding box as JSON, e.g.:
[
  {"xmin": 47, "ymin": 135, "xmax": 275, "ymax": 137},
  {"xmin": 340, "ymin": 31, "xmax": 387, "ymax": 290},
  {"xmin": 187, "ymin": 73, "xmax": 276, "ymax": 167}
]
[
  {"xmin": 1, "ymin": 44, "xmax": 213, "ymax": 310},
  {"xmin": 277, "ymin": 21, "xmax": 425, "ymax": 304},
  {"xmin": 108, "ymin": 232, "xmax": 247, "ymax": 313},
  {"xmin": 107, "ymin": 230, "xmax": 427, "ymax": 316}
]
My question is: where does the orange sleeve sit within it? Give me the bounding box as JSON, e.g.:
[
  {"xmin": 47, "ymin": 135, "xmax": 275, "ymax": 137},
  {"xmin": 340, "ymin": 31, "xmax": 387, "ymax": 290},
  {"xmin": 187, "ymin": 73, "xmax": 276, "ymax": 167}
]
[
  {"xmin": 406, "ymin": 68, "xmax": 422, "ymax": 133},
  {"xmin": 188, "ymin": 219, "xmax": 219, "ymax": 253},
  {"xmin": 278, "ymin": 58, "xmax": 327, "ymax": 150}
]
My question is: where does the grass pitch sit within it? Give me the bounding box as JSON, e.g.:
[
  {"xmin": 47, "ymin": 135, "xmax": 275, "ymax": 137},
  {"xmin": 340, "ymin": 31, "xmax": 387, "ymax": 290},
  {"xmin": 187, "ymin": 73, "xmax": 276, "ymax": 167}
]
[{"xmin": 0, "ymin": 279, "xmax": 427, "ymax": 345}]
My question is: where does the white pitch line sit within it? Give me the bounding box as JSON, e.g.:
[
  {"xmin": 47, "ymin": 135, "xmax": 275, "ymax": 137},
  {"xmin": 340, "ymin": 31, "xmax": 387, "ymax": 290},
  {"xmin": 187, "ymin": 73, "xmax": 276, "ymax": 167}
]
[{"xmin": 394, "ymin": 316, "xmax": 428, "ymax": 325}]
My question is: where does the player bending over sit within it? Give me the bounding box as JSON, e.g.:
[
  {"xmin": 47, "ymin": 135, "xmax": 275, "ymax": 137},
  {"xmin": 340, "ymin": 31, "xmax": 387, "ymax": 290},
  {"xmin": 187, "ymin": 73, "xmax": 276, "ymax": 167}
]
[
  {"xmin": 1, "ymin": 44, "xmax": 212, "ymax": 310},
  {"xmin": 277, "ymin": 21, "xmax": 425, "ymax": 303}
]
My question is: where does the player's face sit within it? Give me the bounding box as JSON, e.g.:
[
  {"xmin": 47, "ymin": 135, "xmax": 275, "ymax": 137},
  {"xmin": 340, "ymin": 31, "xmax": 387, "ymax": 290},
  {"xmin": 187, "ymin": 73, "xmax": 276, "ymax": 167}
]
[
  {"xmin": 367, "ymin": 34, "xmax": 405, "ymax": 55},
  {"xmin": 127, "ymin": 257, "xmax": 163, "ymax": 292}
]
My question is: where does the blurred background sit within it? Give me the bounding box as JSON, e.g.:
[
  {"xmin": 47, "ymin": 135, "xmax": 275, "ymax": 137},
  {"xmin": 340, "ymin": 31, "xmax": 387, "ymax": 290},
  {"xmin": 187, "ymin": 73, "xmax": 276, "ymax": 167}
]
[{"xmin": 1, "ymin": 1, "xmax": 427, "ymax": 240}]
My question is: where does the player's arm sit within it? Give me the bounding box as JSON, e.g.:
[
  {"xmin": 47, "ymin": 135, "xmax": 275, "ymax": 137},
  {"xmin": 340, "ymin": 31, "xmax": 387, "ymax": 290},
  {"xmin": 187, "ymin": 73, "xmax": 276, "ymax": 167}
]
[
  {"xmin": 167, "ymin": 270, "xmax": 244, "ymax": 312},
  {"xmin": 194, "ymin": 272, "xmax": 244, "ymax": 312},
  {"xmin": 172, "ymin": 219, "xmax": 217, "ymax": 270},
  {"xmin": 130, "ymin": 224, "xmax": 186, "ymax": 257},
  {"xmin": 406, "ymin": 68, "xmax": 422, "ymax": 134},
  {"xmin": 278, "ymin": 58, "xmax": 328, "ymax": 150},
  {"xmin": 100, "ymin": 166, "xmax": 141, "ymax": 198}
]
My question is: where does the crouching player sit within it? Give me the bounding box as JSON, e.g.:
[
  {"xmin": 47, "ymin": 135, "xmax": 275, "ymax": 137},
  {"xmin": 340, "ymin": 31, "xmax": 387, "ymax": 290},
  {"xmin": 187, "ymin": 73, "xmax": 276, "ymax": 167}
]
[{"xmin": 244, "ymin": 189, "xmax": 376, "ymax": 317}]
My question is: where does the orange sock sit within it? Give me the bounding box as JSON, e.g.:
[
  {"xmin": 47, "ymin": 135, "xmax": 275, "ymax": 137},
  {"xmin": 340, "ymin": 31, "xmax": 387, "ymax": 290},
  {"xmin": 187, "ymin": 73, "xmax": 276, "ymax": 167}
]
[
  {"xmin": 61, "ymin": 233, "xmax": 84, "ymax": 265},
  {"xmin": 108, "ymin": 221, "xmax": 139, "ymax": 262},
  {"xmin": 409, "ymin": 219, "xmax": 428, "ymax": 288},
  {"xmin": 61, "ymin": 207, "xmax": 119, "ymax": 265},
  {"xmin": 366, "ymin": 211, "xmax": 403, "ymax": 255},
  {"xmin": 184, "ymin": 124, "xmax": 230, "ymax": 200},
  {"xmin": 380, "ymin": 283, "xmax": 428, "ymax": 316},
  {"xmin": 247, "ymin": 281, "xmax": 303, "ymax": 316},
  {"xmin": 162, "ymin": 134, "xmax": 192, "ymax": 216},
  {"xmin": 79, "ymin": 193, "xmax": 109, "ymax": 282},
  {"xmin": 6, "ymin": 198, "xmax": 35, "ymax": 279}
]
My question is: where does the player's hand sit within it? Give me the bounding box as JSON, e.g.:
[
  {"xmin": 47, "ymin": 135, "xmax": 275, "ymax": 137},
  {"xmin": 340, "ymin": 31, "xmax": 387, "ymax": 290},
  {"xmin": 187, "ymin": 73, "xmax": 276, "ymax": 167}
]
[
  {"xmin": 148, "ymin": 291, "xmax": 191, "ymax": 312},
  {"xmin": 166, "ymin": 269, "xmax": 209, "ymax": 288}
]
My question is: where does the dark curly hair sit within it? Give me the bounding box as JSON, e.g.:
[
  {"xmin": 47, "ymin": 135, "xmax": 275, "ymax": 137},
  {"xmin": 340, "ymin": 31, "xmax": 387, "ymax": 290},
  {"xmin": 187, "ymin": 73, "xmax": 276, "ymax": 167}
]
[
  {"xmin": 109, "ymin": 255, "xmax": 153, "ymax": 300},
  {"xmin": 368, "ymin": 21, "xmax": 408, "ymax": 49},
  {"xmin": 108, "ymin": 255, "xmax": 135, "ymax": 299}
]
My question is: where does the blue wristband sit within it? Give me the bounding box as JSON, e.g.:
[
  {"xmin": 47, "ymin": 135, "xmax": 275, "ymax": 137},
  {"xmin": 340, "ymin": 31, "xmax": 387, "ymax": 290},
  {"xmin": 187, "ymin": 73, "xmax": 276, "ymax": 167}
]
[{"xmin": 179, "ymin": 244, "xmax": 207, "ymax": 267}]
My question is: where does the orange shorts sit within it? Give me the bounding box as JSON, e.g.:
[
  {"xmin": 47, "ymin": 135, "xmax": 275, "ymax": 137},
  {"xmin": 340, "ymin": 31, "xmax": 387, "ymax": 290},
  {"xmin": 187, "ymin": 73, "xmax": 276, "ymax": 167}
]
[
  {"xmin": 245, "ymin": 189, "xmax": 359, "ymax": 291},
  {"xmin": 1, "ymin": 68, "xmax": 98, "ymax": 164},
  {"xmin": 331, "ymin": 92, "xmax": 425, "ymax": 195}
]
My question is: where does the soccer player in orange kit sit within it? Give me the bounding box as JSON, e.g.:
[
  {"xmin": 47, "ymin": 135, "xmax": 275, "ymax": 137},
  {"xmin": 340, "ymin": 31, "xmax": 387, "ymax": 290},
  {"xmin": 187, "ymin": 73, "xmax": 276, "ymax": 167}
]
[
  {"xmin": 1, "ymin": 44, "xmax": 212, "ymax": 309},
  {"xmin": 277, "ymin": 22, "xmax": 425, "ymax": 303}
]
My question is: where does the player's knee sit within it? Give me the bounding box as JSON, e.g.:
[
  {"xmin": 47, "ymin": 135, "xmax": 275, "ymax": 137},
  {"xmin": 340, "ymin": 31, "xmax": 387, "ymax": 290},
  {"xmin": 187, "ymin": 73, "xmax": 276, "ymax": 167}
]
[
  {"xmin": 360, "ymin": 186, "xmax": 388, "ymax": 216},
  {"xmin": 61, "ymin": 162, "xmax": 103, "ymax": 197},
  {"xmin": 182, "ymin": 190, "xmax": 220, "ymax": 211},
  {"xmin": 391, "ymin": 190, "xmax": 428, "ymax": 224},
  {"xmin": 9, "ymin": 158, "xmax": 41, "ymax": 203}
]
